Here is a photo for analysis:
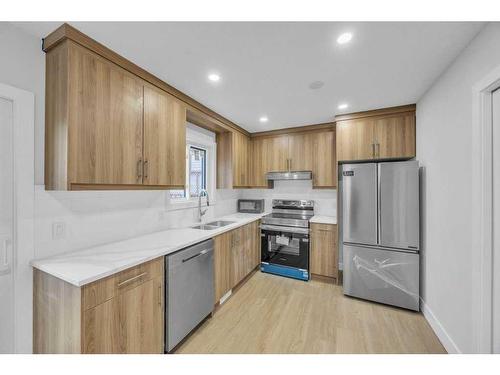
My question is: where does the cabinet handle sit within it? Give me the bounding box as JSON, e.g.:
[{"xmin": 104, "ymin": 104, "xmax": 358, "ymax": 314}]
[
  {"xmin": 371, "ymin": 143, "xmax": 375, "ymax": 158},
  {"xmin": 117, "ymin": 272, "xmax": 147, "ymax": 287},
  {"xmin": 376, "ymin": 143, "xmax": 380, "ymax": 158},
  {"xmin": 144, "ymin": 160, "xmax": 149, "ymax": 179},
  {"xmin": 137, "ymin": 159, "xmax": 142, "ymax": 181},
  {"xmin": 158, "ymin": 284, "xmax": 162, "ymax": 307}
]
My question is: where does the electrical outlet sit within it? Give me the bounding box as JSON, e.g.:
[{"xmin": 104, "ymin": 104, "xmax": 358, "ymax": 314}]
[{"xmin": 52, "ymin": 221, "xmax": 66, "ymax": 240}]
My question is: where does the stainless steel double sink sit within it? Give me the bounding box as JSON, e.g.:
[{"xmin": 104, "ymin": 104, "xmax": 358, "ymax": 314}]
[{"xmin": 191, "ymin": 220, "xmax": 236, "ymax": 230}]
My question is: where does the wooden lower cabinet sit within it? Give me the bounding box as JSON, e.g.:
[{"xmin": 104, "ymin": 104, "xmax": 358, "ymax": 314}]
[
  {"xmin": 34, "ymin": 257, "xmax": 164, "ymax": 354},
  {"xmin": 310, "ymin": 223, "xmax": 338, "ymax": 281},
  {"xmin": 213, "ymin": 221, "xmax": 260, "ymax": 304}
]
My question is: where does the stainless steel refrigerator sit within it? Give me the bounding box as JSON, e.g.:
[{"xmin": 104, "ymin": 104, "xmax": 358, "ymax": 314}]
[{"xmin": 341, "ymin": 161, "xmax": 420, "ymax": 311}]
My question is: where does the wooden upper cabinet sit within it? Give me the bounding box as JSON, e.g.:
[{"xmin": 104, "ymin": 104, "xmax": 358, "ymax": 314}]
[
  {"xmin": 233, "ymin": 132, "xmax": 250, "ymax": 187},
  {"xmin": 288, "ymin": 133, "xmax": 313, "ymax": 172},
  {"xmin": 312, "ymin": 130, "xmax": 336, "ymax": 188},
  {"xmin": 374, "ymin": 113, "xmax": 415, "ymax": 159},
  {"xmin": 249, "ymin": 129, "xmax": 335, "ymax": 188},
  {"xmin": 45, "ymin": 40, "xmax": 188, "ymax": 190},
  {"xmin": 249, "ymin": 135, "xmax": 288, "ymax": 187},
  {"xmin": 216, "ymin": 131, "xmax": 251, "ymax": 188},
  {"xmin": 335, "ymin": 105, "xmax": 416, "ymax": 162},
  {"xmin": 68, "ymin": 42, "xmax": 144, "ymax": 187},
  {"xmin": 143, "ymin": 85, "xmax": 186, "ymax": 188},
  {"xmin": 336, "ymin": 118, "xmax": 375, "ymax": 162}
]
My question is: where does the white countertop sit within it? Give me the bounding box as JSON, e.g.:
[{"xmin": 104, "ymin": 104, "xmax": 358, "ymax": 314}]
[
  {"xmin": 310, "ymin": 215, "xmax": 337, "ymax": 225},
  {"xmin": 31, "ymin": 212, "xmax": 268, "ymax": 287}
]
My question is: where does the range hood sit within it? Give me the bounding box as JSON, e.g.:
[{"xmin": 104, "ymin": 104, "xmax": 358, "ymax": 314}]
[{"xmin": 266, "ymin": 171, "xmax": 312, "ymax": 181}]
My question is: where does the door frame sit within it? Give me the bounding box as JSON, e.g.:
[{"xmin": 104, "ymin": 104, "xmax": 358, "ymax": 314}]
[
  {"xmin": 471, "ymin": 65, "xmax": 500, "ymax": 353},
  {"xmin": 0, "ymin": 83, "xmax": 35, "ymax": 353}
]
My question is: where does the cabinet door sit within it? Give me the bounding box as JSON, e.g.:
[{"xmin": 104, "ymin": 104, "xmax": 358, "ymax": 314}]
[
  {"xmin": 251, "ymin": 221, "xmax": 261, "ymax": 270},
  {"xmin": 288, "ymin": 133, "xmax": 313, "ymax": 171},
  {"xmin": 83, "ymin": 277, "xmax": 163, "ymax": 354},
  {"xmin": 310, "ymin": 223, "xmax": 338, "ymax": 279},
  {"xmin": 374, "ymin": 113, "xmax": 416, "ymax": 159},
  {"xmin": 267, "ymin": 135, "xmax": 290, "ymax": 172},
  {"xmin": 336, "ymin": 118, "xmax": 375, "ymax": 162},
  {"xmin": 68, "ymin": 43, "xmax": 144, "ymax": 186},
  {"xmin": 249, "ymin": 137, "xmax": 266, "ymax": 187},
  {"xmin": 232, "ymin": 132, "xmax": 250, "ymax": 187},
  {"xmin": 214, "ymin": 232, "xmax": 232, "ymax": 303},
  {"xmin": 231, "ymin": 227, "xmax": 246, "ymax": 286},
  {"xmin": 249, "ymin": 136, "xmax": 288, "ymax": 187},
  {"xmin": 143, "ymin": 85, "xmax": 186, "ymax": 187},
  {"xmin": 312, "ymin": 130, "xmax": 336, "ymax": 188},
  {"xmin": 117, "ymin": 276, "xmax": 163, "ymax": 353}
]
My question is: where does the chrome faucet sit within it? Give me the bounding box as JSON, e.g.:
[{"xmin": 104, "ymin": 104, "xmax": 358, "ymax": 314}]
[{"xmin": 198, "ymin": 189, "xmax": 210, "ymax": 222}]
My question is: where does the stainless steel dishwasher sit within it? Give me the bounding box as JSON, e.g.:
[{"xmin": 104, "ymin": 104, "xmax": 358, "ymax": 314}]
[{"xmin": 165, "ymin": 239, "xmax": 214, "ymax": 352}]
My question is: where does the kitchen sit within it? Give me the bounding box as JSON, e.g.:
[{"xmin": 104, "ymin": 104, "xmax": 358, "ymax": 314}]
[{"xmin": 1, "ymin": 4, "xmax": 500, "ymax": 372}]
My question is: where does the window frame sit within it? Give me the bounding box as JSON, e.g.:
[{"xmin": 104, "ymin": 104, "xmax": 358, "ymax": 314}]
[{"xmin": 168, "ymin": 125, "xmax": 216, "ymax": 207}]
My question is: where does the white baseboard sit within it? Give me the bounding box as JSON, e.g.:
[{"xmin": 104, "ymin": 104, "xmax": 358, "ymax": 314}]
[{"xmin": 420, "ymin": 297, "xmax": 461, "ymax": 354}]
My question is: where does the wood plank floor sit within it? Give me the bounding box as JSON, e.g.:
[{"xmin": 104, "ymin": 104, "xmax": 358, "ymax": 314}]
[{"xmin": 175, "ymin": 271, "xmax": 446, "ymax": 354}]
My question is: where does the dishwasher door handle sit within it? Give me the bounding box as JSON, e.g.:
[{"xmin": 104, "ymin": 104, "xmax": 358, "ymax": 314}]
[{"xmin": 182, "ymin": 249, "xmax": 209, "ymax": 263}]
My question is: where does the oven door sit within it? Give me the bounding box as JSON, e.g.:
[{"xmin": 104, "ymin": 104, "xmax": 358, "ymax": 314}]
[{"xmin": 260, "ymin": 225, "xmax": 309, "ymax": 271}]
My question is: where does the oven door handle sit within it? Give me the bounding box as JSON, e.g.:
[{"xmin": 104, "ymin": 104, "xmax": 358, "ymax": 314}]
[{"xmin": 260, "ymin": 224, "xmax": 310, "ymax": 235}]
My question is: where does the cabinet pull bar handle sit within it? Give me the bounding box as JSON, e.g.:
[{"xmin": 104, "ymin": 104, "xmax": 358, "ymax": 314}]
[
  {"xmin": 376, "ymin": 143, "xmax": 380, "ymax": 157},
  {"xmin": 371, "ymin": 143, "xmax": 375, "ymax": 158},
  {"xmin": 137, "ymin": 159, "xmax": 142, "ymax": 180},
  {"xmin": 117, "ymin": 272, "xmax": 147, "ymax": 287},
  {"xmin": 144, "ymin": 160, "xmax": 149, "ymax": 179},
  {"xmin": 158, "ymin": 284, "xmax": 162, "ymax": 307}
]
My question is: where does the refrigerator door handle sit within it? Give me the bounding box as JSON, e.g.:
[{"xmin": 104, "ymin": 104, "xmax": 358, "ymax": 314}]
[{"xmin": 377, "ymin": 163, "xmax": 381, "ymax": 245}]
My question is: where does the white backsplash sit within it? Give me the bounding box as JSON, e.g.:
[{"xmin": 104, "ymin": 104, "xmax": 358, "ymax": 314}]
[
  {"xmin": 240, "ymin": 180, "xmax": 337, "ymax": 216},
  {"xmin": 34, "ymin": 186, "xmax": 240, "ymax": 259},
  {"xmin": 34, "ymin": 180, "xmax": 336, "ymax": 259}
]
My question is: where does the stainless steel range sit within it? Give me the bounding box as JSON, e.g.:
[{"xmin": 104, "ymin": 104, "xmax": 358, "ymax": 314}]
[{"xmin": 260, "ymin": 199, "xmax": 314, "ymax": 281}]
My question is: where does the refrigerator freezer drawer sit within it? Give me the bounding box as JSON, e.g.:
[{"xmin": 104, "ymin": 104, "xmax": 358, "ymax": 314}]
[{"xmin": 343, "ymin": 244, "xmax": 419, "ymax": 311}]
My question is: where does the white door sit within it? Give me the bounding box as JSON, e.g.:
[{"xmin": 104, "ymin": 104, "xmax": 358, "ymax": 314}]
[{"xmin": 0, "ymin": 96, "xmax": 14, "ymax": 353}]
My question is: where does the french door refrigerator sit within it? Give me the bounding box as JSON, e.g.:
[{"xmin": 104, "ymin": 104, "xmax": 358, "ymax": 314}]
[{"xmin": 341, "ymin": 161, "xmax": 420, "ymax": 311}]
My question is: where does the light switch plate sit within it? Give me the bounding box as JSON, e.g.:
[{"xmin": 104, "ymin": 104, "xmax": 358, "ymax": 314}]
[{"xmin": 52, "ymin": 221, "xmax": 66, "ymax": 240}]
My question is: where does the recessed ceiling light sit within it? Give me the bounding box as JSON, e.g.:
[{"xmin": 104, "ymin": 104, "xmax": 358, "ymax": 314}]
[
  {"xmin": 309, "ymin": 81, "xmax": 324, "ymax": 90},
  {"xmin": 208, "ymin": 73, "xmax": 220, "ymax": 82},
  {"xmin": 337, "ymin": 32, "xmax": 353, "ymax": 45},
  {"xmin": 338, "ymin": 103, "xmax": 349, "ymax": 110},
  {"xmin": 259, "ymin": 116, "xmax": 269, "ymax": 123}
]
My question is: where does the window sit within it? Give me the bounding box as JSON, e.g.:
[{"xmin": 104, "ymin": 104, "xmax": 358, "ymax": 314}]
[
  {"xmin": 170, "ymin": 124, "xmax": 215, "ymax": 202},
  {"xmin": 169, "ymin": 145, "xmax": 207, "ymax": 199}
]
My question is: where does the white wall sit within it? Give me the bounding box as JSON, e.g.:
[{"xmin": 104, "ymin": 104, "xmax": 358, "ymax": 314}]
[
  {"xmin": 416, "ymin": 22, "xmax": 500, "ymax": 353},
  {"xmin": 0, "ymin": 23, "xmax": 45, "ymax": 185},
  {"xmin": 241, "ymin": 180, "xmax": 336, "ymax": 217}
]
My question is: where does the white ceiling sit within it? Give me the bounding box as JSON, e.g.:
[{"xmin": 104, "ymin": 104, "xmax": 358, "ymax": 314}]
[{"xmin": 14, "ymin": 21, "xmax": 484, "ymax": 132}]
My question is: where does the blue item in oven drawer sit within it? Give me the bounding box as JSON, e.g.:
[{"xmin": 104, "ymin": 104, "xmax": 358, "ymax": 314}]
[{"xmin": 260, "ymin": 262, "xmax": 309, "ymax": 281}]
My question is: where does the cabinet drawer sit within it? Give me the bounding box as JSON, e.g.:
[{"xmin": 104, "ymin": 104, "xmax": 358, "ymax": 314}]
[
  {"xmin": 83, "ymin": 257, "xmax": 163, "ymax": 310},
  {"xmin": 311, "ymin": 223, "xmax": 336, "ymax": 232}
]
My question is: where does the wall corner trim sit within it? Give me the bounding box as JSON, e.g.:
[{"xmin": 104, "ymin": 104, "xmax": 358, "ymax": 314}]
[{"xmin": 420, "ymin": 297, "xmax": 461, "ymax": 354}]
